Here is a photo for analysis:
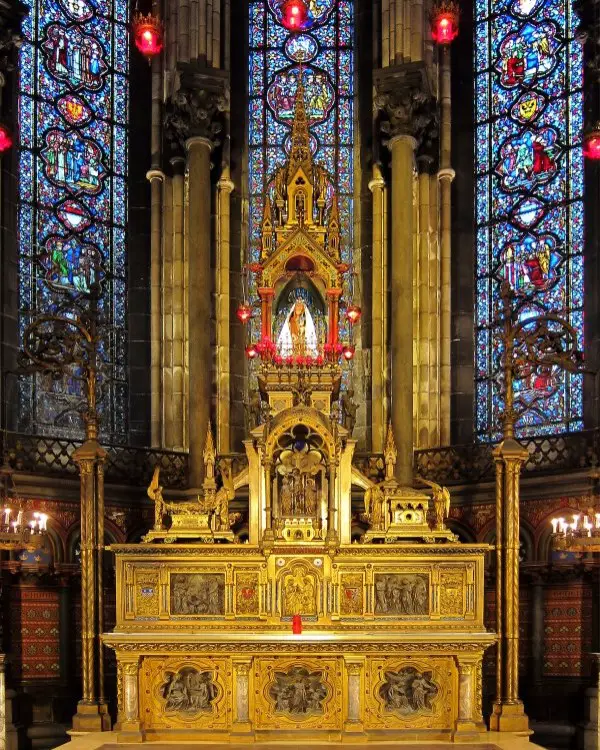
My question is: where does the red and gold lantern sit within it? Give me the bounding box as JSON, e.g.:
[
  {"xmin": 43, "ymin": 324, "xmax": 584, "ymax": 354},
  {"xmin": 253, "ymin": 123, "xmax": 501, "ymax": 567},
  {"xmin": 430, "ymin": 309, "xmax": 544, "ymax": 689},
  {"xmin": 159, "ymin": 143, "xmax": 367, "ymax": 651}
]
[
  {"xmin": 132, "ymin": 11, "xmax": 164, "ymax": 60},
  {"xmin": 584, "ymin": 123, "xmax": 600, "ymax": 160},
  {"xmin": 345, "ymin": 305, "xmax": 362, "ymax": 325},
  {"xmin": 342, "ymin": 345, "xmax": 355, "ymax": 361},
  {"xmin": 236, "ymin": 304, "xmax": 253, "ymax": 324},
  {"xmin": 281, "ymin": 0, "xmax": 308, "ymax": 31},
  {"xmin": 430, "ymin": 1, "xmax": 459, "ymax": 44},
  {"xmin": 0, "ymin": 124, "xmax": 13, "ymax": 154}
]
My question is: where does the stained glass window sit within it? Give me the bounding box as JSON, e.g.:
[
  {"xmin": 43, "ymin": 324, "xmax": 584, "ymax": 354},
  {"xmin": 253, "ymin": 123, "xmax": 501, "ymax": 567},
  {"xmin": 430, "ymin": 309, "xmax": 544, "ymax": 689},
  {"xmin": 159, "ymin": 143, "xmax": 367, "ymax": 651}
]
[
  {"xmin": 17, "ymin": 0, "xmax": 128, "ymax": 440},
  {"xmin": 248, "ymin": 0, "xmax": 354, "ymax": 343},
  {"xmin": 474, "ymin": 0, "xmax": 584, "ymax": 439}
]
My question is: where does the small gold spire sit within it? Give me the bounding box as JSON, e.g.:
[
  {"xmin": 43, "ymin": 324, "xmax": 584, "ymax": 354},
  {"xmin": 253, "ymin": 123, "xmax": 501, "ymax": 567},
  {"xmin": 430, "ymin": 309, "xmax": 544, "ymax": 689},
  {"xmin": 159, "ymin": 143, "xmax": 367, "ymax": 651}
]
[{"xmin": 384, "ymin": 423, "xmax": 397, "ymax": 481}]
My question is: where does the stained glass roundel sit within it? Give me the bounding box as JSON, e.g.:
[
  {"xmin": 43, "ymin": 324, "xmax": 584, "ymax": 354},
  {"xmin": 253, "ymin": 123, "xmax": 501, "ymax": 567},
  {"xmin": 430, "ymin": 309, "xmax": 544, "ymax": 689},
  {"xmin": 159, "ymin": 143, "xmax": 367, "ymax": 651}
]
[{"xmin": 268, "ymin": 0, "xmax": 336, "ymax": 30}]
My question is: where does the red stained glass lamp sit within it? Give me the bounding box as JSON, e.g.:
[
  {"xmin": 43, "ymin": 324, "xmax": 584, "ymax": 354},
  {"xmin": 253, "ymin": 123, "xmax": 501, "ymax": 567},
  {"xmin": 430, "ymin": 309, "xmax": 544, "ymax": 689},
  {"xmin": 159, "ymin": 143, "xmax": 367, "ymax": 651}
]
[
  {"xmin": 132, "ymin": 10, "xmax": 163, "ymax": 59},
  {"xmin": 584, "ymin": 123, "xmax": 600, "ymax": 160},
  {"xmin": 346, "ymin": 305, "xmax": 362, "ymax": 325},
  {"xmin": 281, "ymin": 0, "xmax": 308, "ymax": 31},
  {"xmin": 245, "ymin": 344, "xmax": 259, "ymax": 359},
  {"xmin": 0, "ymin": 124, "xmax": 13, "ymax": 154},
  {"xmin": 342, "ymin": 344, "xmax": 355, "ymax": 361},
  {"xmin": 430, "ymin": 1, "xmax": 459, "ymax": 44},
  {"xmin": 236, "ymin": 303, "xmax": 253, "ymax": 324}
]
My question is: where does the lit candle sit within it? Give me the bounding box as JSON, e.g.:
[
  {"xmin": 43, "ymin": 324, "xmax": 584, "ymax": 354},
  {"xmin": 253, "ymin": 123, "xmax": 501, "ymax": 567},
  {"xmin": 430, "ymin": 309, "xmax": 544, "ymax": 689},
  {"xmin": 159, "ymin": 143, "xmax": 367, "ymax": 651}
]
[
  {"xmin": 16, "ymin": 510, "xmax": 23, "ymax": 528},
  {"xmin": 595, "ymin": 513, "xmax": 600, "ymax": 529},
  {"xmin": 572, "ymin": 514, "xmax": 580, "ymax": 531},
  {"xmin": 29, "ymin": 520, "xmax": 35, "ymax": 531},
  {"xmin": 11, "ymin": 521, "xmax": 17, "ymax": 533},
  {"xmin": 584, "ymin": 516, "xmax": 593, "ymax": 536},
  {"xmin": 551, "ymin": 518, "xmax": 559, "ymax": 534},
  {"xmin": 3, "ymin": 508, "xmax": 10, "ymax": 526},
  {"xmin": 558, "ymin": 518, "xmax": 567, "ymax": 534},
  {"xmin": 39, "ymin": 514, "xmax": 48, "ymax": 531}
]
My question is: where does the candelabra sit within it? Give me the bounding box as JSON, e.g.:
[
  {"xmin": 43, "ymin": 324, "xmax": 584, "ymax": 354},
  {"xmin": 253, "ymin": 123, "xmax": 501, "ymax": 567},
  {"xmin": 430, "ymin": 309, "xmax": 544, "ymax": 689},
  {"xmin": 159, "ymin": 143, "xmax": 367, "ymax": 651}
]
[
  {"xmin": 19, "ymin": 282, "xmax": 111, "ymax": 732},
  {"xmin": 491, "ymin": 282, "xmax": 582, "ymax": 733},
  {"xmin": 0, "ymin": 449, "xmax": 48, "ymax": 550}
]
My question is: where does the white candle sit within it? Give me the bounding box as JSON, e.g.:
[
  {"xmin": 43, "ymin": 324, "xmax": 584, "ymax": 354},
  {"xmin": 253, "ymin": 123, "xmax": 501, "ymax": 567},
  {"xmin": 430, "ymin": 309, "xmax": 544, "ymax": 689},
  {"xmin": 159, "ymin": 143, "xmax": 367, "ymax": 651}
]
[
  {"xmin": 40, "ymin": 514, "xmax": 48, "ymax": 531},
  {"xmin": 551, "ymin": 518, "xmax": 559, "ymax": 534},
  {"xmin": 16, "ymin": 510, "xmax": 23, "ymax": 527},
  {"xmin": 572, "ymin": 514, "xmax": 580, "ymax": 531},
  {"xmin": 3, "ymin": 508, "xmax": 9, "ymax": 526},
  {"xmin": 11, "ymin": 521, "xmax": 17, "ymax": 533}
]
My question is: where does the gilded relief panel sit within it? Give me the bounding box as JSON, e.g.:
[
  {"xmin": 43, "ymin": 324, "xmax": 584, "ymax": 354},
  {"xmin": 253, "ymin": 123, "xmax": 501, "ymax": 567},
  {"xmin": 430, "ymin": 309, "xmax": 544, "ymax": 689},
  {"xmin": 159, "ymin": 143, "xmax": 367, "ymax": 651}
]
[
  {"xmin": 339, "ymin": 573, "xmax": 364, "ymax": 616},
  {"xmin": 134, "ymin": 569, "xmax": 160, "ymax": 618},
  {"xmin": 280, "ymin": 563, "xmax": 319, "ymax": 619},
  {"xmin": 140, "ymin": 657, "xmax": 231, "ymax": 730},
  {"xmin": 254, "ymin": 657, "xmax": 341, "ymax": 730},
  {"xmin": 235, "ymin": 570, "xmax": 260, "ymax": 616},
  {"xmin": 374, "ymin": 574, "xmax": 429, "ymax": 616},
  {"xmin": 439, "ymin": 568, "xmax": 465, "ymax": 617},
  {"xmin": 170, "ymin": 573, "xmax": 225, "ymax": 616},
  {"xmin": 364, "ymin": 657, "xmax": 454, "ymax": 730}
]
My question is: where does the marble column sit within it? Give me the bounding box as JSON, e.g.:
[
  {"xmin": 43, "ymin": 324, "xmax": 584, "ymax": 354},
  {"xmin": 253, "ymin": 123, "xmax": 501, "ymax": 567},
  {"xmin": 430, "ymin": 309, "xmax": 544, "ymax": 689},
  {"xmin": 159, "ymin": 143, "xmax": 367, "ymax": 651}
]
[
  {"xmin": 118, "ymin": 659, "xmax": 144, "ymax": 742},
  {"xmin": 454, "ymin": 659, "xmax": 481, "ymax": 740},
  {"xmin": 344, "ymin": 659, "xmax": 364, "ymax": 733},
  {"xmin": 186, "ymin": 135, "xmax": 213, "ymax": 488},
  {"xmin": 389, "ymin": 133, "xmax": 416, "ymax": 485},
  {"xmin": 171, "ymin": 156, "xmax": 187, "ymax": 451},
  {"xmin": 232, "ymin": 660, "xmax": 252, "ymax": 735}
]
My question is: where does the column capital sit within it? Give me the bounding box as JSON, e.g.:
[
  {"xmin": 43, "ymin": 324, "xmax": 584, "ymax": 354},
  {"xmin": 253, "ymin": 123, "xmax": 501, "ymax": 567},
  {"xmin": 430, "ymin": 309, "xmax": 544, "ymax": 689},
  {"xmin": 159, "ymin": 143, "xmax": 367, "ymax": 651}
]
[
  {"xmin": 374, "ymin": 62, "xmax": 438, "ymax": 148},
  {"xmin": 388, "ymin": 134, "xmax": 417, "ymax": 152},
  {"xmin": 438, "ymin": 167, "xmax": 456, "ymax": 182},
  {"xmin": 368, "ymin": 176, "xmax": 385, "ymax": 193},
  {"xmin": 164, "ymin": 68, "xmax": 230, "ymax": 154},
  {"xmin": 217, "ymin": 176, "xmax": 235, "ymax": 194},
  {"xmin": 145, "ymin": 169, "xmax": 165, "ymax": 183}
]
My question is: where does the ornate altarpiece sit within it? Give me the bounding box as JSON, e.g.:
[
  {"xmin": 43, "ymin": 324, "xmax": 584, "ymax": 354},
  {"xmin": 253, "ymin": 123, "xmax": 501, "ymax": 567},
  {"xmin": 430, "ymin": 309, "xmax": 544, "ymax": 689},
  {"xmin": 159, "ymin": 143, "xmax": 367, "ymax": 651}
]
[{"xmin": 103, "ymin": 95, "xmax": 494, "ymax": 743}]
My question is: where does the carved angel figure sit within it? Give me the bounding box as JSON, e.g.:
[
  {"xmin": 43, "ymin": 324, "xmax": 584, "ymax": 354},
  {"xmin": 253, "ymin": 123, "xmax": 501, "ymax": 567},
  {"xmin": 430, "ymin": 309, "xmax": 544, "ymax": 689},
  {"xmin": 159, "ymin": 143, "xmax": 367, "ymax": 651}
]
[
  {"xmin": 419, "ymin": 478, "xmax": 451, "ymax": 530},
  {"xmin": 147, "ymin": 466, "xmax": 165, "ymax": 530}
]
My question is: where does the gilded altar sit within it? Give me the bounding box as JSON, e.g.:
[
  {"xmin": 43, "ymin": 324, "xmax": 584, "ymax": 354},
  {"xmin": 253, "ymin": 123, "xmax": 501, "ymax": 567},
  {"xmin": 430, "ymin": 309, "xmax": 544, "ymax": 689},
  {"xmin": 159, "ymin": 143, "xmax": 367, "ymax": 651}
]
[{"xmin": 103, "ymin": 86, "xmax": 494, "ymax": 743}]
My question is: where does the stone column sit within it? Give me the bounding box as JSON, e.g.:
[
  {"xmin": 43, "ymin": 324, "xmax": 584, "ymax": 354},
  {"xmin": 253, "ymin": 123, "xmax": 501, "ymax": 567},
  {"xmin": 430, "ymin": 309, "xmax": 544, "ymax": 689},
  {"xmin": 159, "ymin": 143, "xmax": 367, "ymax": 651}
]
[
  {"xmin": 375, "ymin": 64, "xmax": 436, "ymax": 484},
  {"xmin": 263, "ymin": 459, "xmax": 274, "ymax": 542},
  {"xmin": 344, "ymin": 659, "xmax": 364, "ymax": 733},
  {"xmin": 389, "ymin": 132, "xmax": 416, "ymax": 484},
  {"xmin": 163, "ymin": 70, "xmax": 230, "ymax": 485},
  {"xmin": 148, "ymin": 169, "xmax": 164, "ymax": 448},
  {"xmin": 232, "ymin": 660, "xmax": 252, "ymax": 735},
  {"xmin": 369, "ymin": 166, "xmax": 387, "ymax": 453},
  {"xmin": 454, "ymin": 659, "xmax": 480, "ymax": 740},
  {"xmin": 216, "ymin": 167, "xmax": 235, "ymax": 454},
  {"xmin": 186, "ymin": 134, "xmax": 213, "ymax": 487},
  {"xmin": 118, "ymin": 659, "xmax": 144, "ymax": 742},
  {"xmin": 171, "ymin": 156, "xmax": 187, "ymax": 451},
  {"xmin": 438, "ymin": 44, "xmax": 453, "ymax": 446}
]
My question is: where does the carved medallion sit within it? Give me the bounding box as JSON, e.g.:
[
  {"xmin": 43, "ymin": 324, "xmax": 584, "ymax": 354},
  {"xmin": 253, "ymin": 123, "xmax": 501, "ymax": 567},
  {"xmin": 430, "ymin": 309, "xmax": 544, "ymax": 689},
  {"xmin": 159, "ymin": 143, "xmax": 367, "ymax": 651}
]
[
  {"xmin": 161, "ymin": 667, "xmax": 218, "ymax": 714},
  {"xmin": 379, "ymin": 667, "xmax": 439, "ymax": 715},
  {"xmin": 269, "ymin": 666, "xmax": 327, "ymax": 717}
]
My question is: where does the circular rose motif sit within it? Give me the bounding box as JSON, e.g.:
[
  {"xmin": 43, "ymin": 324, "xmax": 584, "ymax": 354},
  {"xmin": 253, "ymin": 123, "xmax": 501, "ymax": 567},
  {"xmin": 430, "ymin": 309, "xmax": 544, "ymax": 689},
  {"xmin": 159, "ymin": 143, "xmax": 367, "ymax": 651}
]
[{"xmin": 284, "ymin": 34, "xmax": 318, "ymax": 62}]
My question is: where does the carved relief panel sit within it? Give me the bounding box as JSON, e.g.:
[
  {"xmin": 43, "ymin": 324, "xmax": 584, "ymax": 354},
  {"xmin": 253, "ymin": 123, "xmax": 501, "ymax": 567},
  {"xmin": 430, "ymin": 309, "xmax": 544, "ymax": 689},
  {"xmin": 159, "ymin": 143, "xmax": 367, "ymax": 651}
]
[
  {"xmin": 279, "ymin": 561, "xmax": 320, "ymax": 619},
  {"xmin": 140, "ymin": 657, "xmax": 231, "ymax": 731},
  {"xmin": 254, "ymin": 657, "xmax": 341, "ymax": 730},
  {"xmin": 170, "ymin": 573, "xmax": 225, "ymax": 616},
  {"xmin": 365, "ymin": 657, "xmax": 455, "ymax": 731},
  {"xmin": 374, "ymin": 574, "xmax": 430, "ymax": 616}
]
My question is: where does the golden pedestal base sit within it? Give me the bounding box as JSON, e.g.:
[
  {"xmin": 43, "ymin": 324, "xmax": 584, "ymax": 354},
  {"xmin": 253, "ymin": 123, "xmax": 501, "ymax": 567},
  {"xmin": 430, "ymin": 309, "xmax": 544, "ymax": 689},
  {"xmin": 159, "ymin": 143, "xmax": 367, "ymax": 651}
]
[
  {"xmin": 71, "ymin": 701, "xmax": 111, "ymax": 733},
  {"xmin": 489, "ymin": 701, "xmax": 531, "ymax": 735}
]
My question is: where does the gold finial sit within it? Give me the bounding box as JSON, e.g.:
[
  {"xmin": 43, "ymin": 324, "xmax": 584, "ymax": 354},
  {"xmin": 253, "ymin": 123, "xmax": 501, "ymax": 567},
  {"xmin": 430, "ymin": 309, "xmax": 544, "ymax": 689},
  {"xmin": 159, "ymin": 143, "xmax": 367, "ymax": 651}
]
[
  {"xmin": 203, "ymin": 421, "xmax": 216, "ymax": 481},
  {"xmin": 384, "ymin": 423, "xmax": 397, "ymax": 481}
]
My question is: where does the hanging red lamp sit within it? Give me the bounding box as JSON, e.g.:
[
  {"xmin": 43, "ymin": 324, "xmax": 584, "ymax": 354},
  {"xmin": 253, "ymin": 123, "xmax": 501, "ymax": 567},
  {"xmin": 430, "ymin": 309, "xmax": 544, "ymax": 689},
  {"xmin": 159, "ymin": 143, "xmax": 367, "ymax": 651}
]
[
  {"xmin": 0, "ymin": 124, "xmax": 13, "ymax": 154},
  {"xmin": 236, "ymin": 303, "xmax": 253, "ymax": 324},
  {"xmin": 132, "ymin": 10, "xmax": 164, "ymax": 60},
  {"xmin": 281, "ymin": 0, "xmax": 308, "ymax": 31},
  {"xmin": 430, "ymin": 1, "xmax": 459, "ymax": 44},
  {"xmin": 245, "ymin": 344, "xmax": 259, "ymax": 359},
  {"xmin": 342, "ymin": 344, "xmax": 355, "ymax": 362},
  {"xmin": 346, "ymin": 305, "xmax": 362, "ymax": 325},
  {"xmin": 584, "ymin": 123, "xmax": 600, "ymax": 160}
]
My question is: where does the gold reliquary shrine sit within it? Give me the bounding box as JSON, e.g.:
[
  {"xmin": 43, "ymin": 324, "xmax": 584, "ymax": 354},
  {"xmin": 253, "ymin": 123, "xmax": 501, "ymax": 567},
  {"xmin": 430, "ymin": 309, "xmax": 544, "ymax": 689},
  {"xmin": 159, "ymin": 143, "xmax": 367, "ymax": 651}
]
[
  {"xmin": 103, "ymin": 87, "xmax": 494, "ymax": 743},
  {"xmin": 104, "ymin": 417, "xmax": 494, "ymax": 743}
]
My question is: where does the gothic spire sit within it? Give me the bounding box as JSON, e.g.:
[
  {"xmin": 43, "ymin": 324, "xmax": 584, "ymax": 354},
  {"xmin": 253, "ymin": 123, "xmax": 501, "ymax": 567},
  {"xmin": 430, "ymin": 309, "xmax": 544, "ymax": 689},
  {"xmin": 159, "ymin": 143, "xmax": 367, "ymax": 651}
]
[{"xmin": 288, "ymin": 67, "xmax": 313, "ymax": 177}]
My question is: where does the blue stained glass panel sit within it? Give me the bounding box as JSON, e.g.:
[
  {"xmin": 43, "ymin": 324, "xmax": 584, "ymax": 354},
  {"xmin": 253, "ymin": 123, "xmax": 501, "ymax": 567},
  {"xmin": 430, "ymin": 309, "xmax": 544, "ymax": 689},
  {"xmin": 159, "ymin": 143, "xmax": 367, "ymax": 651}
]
[
  {"xmin": 474, "ymin": 0, "xmax": 584, "ymax": 439},
  {"xmin": 17, "ymin": 0, "xmax": 129, "ymax": 441},
  {"xmin": 248, "ymin": 0, "xmax": 354, "ymax": 266}
]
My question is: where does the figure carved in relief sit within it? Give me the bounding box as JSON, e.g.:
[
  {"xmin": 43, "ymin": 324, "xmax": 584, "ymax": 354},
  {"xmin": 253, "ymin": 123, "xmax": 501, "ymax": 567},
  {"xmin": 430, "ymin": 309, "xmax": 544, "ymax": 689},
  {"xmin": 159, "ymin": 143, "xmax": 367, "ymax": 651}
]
[
  {"xmin": 269, "ymin": 666, "xmax": 327, "ymax": 716},
  {"xmin": 162, "ymin": 668, "xmax": 217, "ymax": 713},
  {"xmin": 364, "ymin": 483, "xmax": 386, "ymax": 531},
  {"xmin": 283, "ymin": 566, "xmax": 317, "ymax": 617},
  {"xmin": 374, "ymin": 574, "xmax": 429, "ymax": 616},
  {"xmin": 380, "ymin": 668, "xmax": 438, "ymax": 714}
]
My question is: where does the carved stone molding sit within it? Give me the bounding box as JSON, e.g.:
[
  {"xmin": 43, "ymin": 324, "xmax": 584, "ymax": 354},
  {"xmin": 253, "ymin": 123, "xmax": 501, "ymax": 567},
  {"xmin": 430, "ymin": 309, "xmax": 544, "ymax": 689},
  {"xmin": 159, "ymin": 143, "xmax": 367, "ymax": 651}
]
[
  {"xmin": 163, "ymin": 66, "xmax": 230, "ymax": 154},
  {"xmin": 374, "ymin": 62, "xmax": 438, "ymax": 154}
]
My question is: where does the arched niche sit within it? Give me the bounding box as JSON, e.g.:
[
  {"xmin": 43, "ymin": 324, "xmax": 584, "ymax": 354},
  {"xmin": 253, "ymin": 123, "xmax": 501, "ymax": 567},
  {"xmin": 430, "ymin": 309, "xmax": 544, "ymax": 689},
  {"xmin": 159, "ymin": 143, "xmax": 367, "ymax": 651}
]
[{"xmin": 273, "ymin": 273, "xmax": 327, "ymax": 355}]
